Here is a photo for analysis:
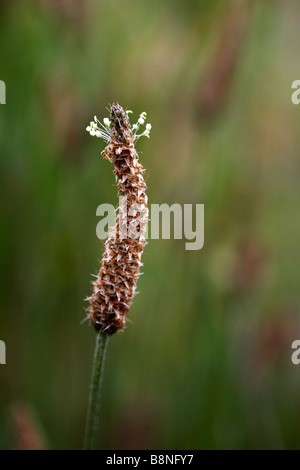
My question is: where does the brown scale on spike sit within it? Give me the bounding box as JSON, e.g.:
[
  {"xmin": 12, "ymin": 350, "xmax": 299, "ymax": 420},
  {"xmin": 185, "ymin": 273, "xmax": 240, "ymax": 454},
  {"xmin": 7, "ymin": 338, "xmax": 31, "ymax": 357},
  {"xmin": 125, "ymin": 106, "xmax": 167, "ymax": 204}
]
[{"xmin": 87, "ymin": 104, "xmax": 148, "ymax": 334}]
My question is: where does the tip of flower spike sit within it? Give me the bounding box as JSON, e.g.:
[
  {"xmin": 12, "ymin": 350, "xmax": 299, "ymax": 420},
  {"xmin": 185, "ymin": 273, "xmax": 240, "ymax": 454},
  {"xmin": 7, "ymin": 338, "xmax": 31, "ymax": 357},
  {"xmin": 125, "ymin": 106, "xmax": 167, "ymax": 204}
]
[
  {"xmin": 109, "ymin": 103, "xmax": 132, "ymax": 144},
  {"xmin": 86, "ymin": 105, "xmax": 151, "ymax": 144}
]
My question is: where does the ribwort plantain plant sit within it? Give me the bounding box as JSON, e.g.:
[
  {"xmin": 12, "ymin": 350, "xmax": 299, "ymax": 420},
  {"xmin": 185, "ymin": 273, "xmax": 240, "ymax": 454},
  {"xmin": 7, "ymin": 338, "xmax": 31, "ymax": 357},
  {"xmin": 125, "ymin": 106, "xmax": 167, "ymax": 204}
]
[{"xmin": 84, "ymin": 103, "xmax": 150, "ymax": 450}]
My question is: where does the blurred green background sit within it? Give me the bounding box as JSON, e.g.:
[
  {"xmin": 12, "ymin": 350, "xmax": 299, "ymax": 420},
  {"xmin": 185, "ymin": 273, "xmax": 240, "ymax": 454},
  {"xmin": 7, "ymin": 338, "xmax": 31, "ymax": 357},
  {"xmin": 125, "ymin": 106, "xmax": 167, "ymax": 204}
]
[{"xmin": 1, "ymin": 0, "xmax": 300, "ymax": 450}]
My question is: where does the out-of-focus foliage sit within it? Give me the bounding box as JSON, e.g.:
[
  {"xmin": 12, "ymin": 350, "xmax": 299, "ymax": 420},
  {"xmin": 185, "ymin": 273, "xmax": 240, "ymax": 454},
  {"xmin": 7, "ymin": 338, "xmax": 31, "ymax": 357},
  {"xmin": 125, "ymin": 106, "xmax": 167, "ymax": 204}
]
[{"xmin": 1, "ymin": 0, "xmax": 300, "ymax": 450}]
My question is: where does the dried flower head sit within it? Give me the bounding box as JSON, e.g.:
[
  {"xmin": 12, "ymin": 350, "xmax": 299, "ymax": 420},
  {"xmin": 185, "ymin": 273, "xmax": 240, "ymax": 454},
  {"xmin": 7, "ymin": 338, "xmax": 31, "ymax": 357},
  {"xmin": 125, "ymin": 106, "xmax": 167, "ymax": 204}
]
[{"xmin": 86, "ymin": 103, "xmax": 150, "ymax": 335}]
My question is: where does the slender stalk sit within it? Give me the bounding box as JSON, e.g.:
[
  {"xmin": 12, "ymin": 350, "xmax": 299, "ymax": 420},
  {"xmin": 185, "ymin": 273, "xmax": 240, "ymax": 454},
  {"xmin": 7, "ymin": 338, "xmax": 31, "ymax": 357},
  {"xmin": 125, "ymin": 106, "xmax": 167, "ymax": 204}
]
[{"xmin": 84, "ymin": 332, "xmax": 109, "ymax": 450}]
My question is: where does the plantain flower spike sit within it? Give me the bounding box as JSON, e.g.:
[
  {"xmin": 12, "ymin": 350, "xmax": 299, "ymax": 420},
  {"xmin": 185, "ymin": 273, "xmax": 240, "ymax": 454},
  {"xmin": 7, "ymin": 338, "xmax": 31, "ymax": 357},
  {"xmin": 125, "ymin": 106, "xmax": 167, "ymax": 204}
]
[{"xmin": 86, "ymin": 103, "xmax": 151, "ymax": 334}]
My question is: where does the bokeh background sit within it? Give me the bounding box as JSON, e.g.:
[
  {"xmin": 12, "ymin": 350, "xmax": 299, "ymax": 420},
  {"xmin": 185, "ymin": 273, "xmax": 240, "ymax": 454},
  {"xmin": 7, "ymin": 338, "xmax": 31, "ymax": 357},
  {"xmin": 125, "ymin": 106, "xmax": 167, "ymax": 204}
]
[{"xmin": 1, "ymin": 0, "xmax": 300, "ymax": 450}]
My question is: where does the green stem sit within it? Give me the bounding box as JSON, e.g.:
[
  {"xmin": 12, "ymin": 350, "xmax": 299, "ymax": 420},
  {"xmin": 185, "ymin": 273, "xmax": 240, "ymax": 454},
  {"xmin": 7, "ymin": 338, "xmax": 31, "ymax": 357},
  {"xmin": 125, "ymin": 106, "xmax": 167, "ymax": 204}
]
[{"xmin": 84, "ymin": 332, "xmax": 109, "ymax": 450}]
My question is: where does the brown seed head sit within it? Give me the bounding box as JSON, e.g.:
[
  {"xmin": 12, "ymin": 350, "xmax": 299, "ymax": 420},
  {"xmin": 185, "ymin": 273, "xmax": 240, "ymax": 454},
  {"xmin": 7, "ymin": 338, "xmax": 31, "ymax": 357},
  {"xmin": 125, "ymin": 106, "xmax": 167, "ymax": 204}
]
[{"xmin": 86, "ymin": 103, "xmax": 149, "ymax": 335}]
